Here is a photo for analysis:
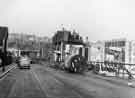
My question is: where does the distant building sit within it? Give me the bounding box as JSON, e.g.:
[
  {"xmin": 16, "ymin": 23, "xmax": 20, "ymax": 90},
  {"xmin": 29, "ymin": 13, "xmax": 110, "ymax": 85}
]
[
  {"xmin": 8, "ymin": 33, "xmax": 51, "ymax": 58},
  {"xmin": 8, "ymin": 33, "xmax": 51, "ymax": 42},
  {"xmin": 88, "ymin": 41, "xmax": 105, "ymax": 62},
  {"xmin": 52, "ymin": 28, "xmax": 84, "ymax": 62},
  {"xmin": 104, "ymin": 38, "xmax": 126, "ymax": 63},
  {"xmin": 104, "ymin": 38, "xmax": 135, "ymax": 64},
  {"xmin": 125, "ymin": 40, "xmax": 135, "ymax": 64}
]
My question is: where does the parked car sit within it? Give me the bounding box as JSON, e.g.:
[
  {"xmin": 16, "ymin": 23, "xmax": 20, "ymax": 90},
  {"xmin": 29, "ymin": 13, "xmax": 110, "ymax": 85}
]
[{"xmin": 18, "ymin": 56, "xmax": 31, "ymax": 69}]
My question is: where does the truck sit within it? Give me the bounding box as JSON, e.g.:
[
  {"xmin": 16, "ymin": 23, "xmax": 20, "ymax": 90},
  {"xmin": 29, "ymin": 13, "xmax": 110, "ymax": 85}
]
[{"xmin": 52, "ymin": 28, "xmax": 88, "ymax": 73}]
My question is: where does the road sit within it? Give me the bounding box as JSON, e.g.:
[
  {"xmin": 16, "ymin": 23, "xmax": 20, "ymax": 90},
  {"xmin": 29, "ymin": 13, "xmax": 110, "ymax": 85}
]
[{"xmin": 0, "ymin": 63, "xmax": 135, "ymax": 98}]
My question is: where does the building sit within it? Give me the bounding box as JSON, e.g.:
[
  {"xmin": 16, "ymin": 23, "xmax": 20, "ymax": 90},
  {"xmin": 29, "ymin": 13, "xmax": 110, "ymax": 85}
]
[
  {"xmin": 88, "ymin": 41, "xmax": 105, "ymax": 62},
  {"xmin": 104, "ymin": 38, "xmax": 135, "ymax": 64},
  {"xmin": 8, "ymin": 33, "xmax": 51, "ymax": 43},
  {"xmin": 52, "ymin": 28, "xmax": 84, "ymax": 62},
  {"xmin": 8, "ymin": 33, "xmax": 51, "ymax": 58},
  {"xmin": 125, "ymin": 40, "xmax": 135, "ymax": 64},
  {"xmin": 104, "ymin": 38, "xmax": 126, "ymax": 63}
]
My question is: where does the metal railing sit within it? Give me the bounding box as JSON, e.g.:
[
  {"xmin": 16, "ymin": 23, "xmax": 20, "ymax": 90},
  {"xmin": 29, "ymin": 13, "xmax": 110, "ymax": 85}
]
[{"xmin": 88, "ymin": 61, "xmax": 135, "ymax": 79}]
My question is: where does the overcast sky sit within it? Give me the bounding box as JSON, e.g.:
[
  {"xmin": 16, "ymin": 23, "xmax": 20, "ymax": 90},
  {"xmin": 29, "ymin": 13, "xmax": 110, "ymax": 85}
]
[{"xmin": 1, "ymin": 0, "xmax": 135, "ymax": 41}]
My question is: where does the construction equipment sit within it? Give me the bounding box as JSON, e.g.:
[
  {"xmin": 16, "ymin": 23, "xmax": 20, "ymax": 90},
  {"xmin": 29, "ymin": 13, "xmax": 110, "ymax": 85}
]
[
  {"xmin": 64, "ymin": 54, "xmax": 87, "ymax": 73},
  {"xmin": 52, "ymin": 28, "xmax": 88, "ymax": 73}
]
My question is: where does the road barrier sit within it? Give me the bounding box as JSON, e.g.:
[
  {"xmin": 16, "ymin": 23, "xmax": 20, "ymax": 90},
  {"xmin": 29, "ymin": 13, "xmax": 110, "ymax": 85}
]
[
  {"xmin": 0, "ymin": 63, "xmax": 16, "ymax": 79},
  {"xmin": 88, "ymin": 61, "xmax": 135, "ymax": 79}
]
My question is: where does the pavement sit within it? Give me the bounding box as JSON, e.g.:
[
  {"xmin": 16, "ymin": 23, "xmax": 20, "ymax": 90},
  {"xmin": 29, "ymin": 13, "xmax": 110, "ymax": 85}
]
[
  {"xmin": 85, "ymin": 71, "xmax": 135, "ymax": 87},
  {"xmin": 0, "ymin": 63, "xmax": 135, "ymax": 98}
]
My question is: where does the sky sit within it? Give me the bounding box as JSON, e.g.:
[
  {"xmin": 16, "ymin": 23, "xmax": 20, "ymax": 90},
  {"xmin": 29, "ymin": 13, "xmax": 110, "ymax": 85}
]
[{"xmin": 1, "ymin": 0, "xmax": 135, "ymax": 41}]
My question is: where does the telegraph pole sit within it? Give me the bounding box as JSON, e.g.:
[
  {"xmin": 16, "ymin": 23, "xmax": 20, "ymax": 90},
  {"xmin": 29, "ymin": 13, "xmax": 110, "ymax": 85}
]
[{"xmin": 1, "ymin": 27, "xmax": 8, "ymax": 72}]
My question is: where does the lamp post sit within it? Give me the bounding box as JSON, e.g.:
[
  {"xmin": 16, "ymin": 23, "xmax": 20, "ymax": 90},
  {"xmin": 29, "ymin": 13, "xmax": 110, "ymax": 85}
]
[{"xmin": 16, "ymin": 39, "xmax": 19, "ymax": 57}]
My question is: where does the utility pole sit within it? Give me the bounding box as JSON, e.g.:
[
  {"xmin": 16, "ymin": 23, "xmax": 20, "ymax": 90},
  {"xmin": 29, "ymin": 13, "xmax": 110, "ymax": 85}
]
[
  {"xmin": 1, "ymin": 27, "xmax": 8, "ymax": 72},
  {"xmin": 2, "ymin": 40, "xmax": 5, "ymax": 72}
]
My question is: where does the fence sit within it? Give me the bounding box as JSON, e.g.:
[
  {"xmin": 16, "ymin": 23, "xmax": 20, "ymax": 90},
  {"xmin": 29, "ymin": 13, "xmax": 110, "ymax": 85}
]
[{"xmin": 88, "ymin": 61, "xmax": 135, "ymax": 79}]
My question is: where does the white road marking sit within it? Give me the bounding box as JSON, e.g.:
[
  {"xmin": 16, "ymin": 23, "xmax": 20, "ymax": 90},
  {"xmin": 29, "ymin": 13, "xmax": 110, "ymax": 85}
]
[{"xmin": 31, "ymin": 69, "xmax": 47, "ymax": 97}]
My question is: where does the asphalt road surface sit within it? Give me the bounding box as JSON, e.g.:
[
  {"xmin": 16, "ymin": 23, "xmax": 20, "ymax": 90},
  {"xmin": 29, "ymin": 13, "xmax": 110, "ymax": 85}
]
[{"xmin": 0, "ymin": 63, "xmax": 135, "ymax": 98}]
